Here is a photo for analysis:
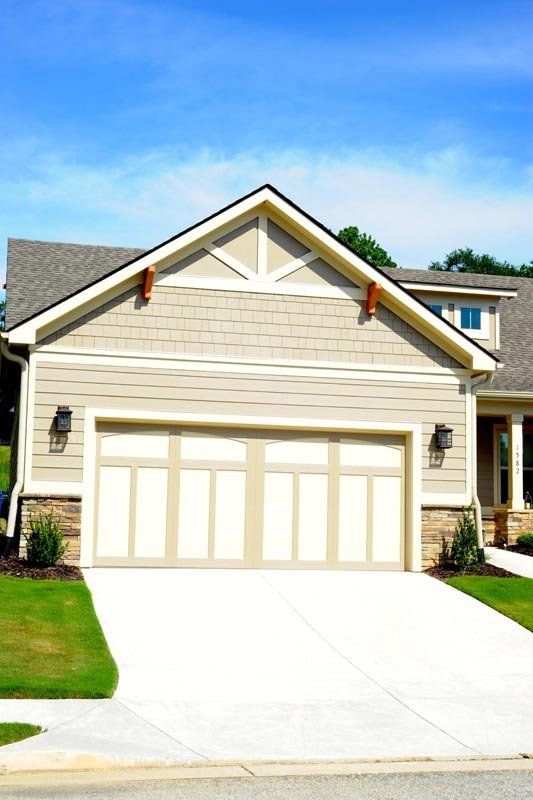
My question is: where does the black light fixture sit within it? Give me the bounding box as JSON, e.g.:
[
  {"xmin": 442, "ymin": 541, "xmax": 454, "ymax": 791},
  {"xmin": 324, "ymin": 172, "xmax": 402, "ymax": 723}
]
[
  {"xmin": 56, "ymin": 405, "xmax": 73, "ymax": 433},
  {"xmin": 435, "ymin": 423, "xmax": 453, "ymax": 450}
]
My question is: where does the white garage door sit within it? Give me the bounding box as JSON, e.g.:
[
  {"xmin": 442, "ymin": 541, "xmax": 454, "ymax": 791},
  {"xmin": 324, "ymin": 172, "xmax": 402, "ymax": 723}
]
[{"xmin": 93, "ymin": 424, "xmax": 405, "ymax": 569}]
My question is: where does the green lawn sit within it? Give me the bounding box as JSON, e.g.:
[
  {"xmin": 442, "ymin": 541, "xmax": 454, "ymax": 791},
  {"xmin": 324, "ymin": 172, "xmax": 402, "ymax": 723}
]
[
  {"xmin": 0, "ymin": 575, "xmax": 118, "ymax": 698},
  {"xmin": 0, "ymin": 445, "xmax": 9, "ymax": 493},
  {"xmin": 447, "ymin": 576, "xmax": 533, "ymax": 633},
  {"xmin": 0, "ymin": 723, "xmax": 42, "ymax": 747}
]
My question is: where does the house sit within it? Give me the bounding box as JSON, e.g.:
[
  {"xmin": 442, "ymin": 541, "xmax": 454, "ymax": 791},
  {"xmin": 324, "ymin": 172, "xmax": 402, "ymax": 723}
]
[{"xmin": 2, "ymin": 184, "xmax": 513, "ymax": 572}]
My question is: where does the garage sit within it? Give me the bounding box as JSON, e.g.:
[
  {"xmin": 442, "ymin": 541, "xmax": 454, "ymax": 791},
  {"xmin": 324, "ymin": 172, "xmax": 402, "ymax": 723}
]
[{"xmin": 93, "ymin": 423, "xmax": 405, "ymax": 569}]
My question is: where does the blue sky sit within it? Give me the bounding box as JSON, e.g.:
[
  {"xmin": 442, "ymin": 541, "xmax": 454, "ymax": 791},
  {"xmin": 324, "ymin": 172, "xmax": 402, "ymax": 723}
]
[{"xmin": 1, "ymin": 0, "xmax": 532, "ymax": 287}]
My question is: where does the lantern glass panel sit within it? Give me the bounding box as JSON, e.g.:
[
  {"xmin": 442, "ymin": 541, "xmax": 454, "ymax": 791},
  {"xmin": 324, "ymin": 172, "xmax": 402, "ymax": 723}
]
[
  {"xmin": 56, "ymin": 407, "xmax": 72, "ymax": 432},
  {"xmin": 436, "ymin": 425, "xmax": 453, "ymax": 450}
]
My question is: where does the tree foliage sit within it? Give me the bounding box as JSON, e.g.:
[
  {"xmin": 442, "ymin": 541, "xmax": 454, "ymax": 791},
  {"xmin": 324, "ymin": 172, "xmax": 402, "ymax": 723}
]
[
  {"xmin": 338, "ymin": 226, "xmax": 397, "ymax": 269},
  {"xmin": 429, "ymin": 248, "xmax": 533, "ymax": 278},
  {"xmin": 0, "ymin": 299, "xmax": 4, "ymax": 332}
]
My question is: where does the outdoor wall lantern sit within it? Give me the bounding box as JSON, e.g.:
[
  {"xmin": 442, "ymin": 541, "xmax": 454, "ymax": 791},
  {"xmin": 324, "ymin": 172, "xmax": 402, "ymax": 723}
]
[
  {"xmin": 55, "ymin": 405, "xmax": 73, "ymax": 433},
  {"xmin": 435, "ymin": 423, "xmax": 453, "ymax": 450}
]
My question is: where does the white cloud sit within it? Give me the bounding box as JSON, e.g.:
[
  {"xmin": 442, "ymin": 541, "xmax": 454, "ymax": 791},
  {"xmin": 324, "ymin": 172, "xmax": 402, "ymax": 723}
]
[{"xmin": 1, "ymin": 144, "xmax": 533, "ymax": 288}]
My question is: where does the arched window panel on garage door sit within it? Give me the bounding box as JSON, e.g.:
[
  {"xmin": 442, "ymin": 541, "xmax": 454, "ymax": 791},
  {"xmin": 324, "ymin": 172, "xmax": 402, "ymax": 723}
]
[
  {"xmin": 100, "ymin": 428, "xmax": 170, "ymax": 459},
  {"xmin": 180, "ymin": 431, "xmax": 248, "ymax": 463},
  {"xmin": 339, "ymin": 437, "xmax": 403, "ymax": 469},
  {"xmin": 264, "ymin": 437, "xmax": 329, "ymax": 466}
]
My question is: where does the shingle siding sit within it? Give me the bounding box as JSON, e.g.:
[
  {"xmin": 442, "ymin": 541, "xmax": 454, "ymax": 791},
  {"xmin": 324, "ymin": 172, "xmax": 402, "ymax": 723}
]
[{"xmin": 42, "ymin": 284, "xmax": 461, "ymax": 369}]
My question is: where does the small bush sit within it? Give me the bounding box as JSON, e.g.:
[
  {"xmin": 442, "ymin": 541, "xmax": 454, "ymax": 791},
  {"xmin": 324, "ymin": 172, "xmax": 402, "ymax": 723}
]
[
  {"xmin": 517, "ymin": 533, "xmax": 533, "ymax": 551},
  {"xmin": 25, "ymin": 514, "xmax": 67, "ymax": 567},
  {"xmin": 450, "ymin": 507, "xmax": 479, "ymax": 570}
]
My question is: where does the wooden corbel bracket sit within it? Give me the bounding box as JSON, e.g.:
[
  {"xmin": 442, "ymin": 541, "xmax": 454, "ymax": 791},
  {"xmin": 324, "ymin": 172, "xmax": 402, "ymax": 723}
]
[
  {"xmin": 366, "ymin": 282, "xmax": 382, "ymax": 316},
  {"xmin": 141, "ymin": 265, "xmax": 156, "ymax": 301}
]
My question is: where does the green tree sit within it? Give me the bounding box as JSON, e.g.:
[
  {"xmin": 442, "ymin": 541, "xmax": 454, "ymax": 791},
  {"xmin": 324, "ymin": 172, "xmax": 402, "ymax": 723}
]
[
  {"xmin": 338, "ymin": 226, "xmax": 397, "ymax": 269},
  {"xmin": 429, "ymin": 248, "xmax": 533, "ymax": 278}
]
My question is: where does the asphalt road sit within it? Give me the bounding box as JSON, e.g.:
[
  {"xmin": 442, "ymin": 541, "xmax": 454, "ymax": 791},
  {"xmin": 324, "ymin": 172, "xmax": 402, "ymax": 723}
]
[{"xmin": 2, "ymin": 771, "xmax": 533, "ymax": 800}]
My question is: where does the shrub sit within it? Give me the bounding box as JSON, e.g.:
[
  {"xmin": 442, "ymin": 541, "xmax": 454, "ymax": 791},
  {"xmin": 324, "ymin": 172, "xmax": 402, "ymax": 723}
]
[
  {"xmin": 450, "ymin": 507, "xmax": 479, "ymax": 570},
  {"xmin": 517, "ymin": 533, "xmax": 533, "ymax": 552},
  {"xmin": 25, "ymin": 514, "xmax": 67, "ymax": 567}
]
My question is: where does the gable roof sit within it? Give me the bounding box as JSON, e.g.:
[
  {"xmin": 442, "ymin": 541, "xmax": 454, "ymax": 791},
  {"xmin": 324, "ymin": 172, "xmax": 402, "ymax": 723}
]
[
  {"xmin": 5, "ymin": 239, "xmax": 145, "ymax": 330},
  {"xmin": 3, "ymin": 184, "xmax": 497, "ymax": 372},
  {"xmin": 378, "ymin": 267, "xmax": 533, "ymax": 394}
]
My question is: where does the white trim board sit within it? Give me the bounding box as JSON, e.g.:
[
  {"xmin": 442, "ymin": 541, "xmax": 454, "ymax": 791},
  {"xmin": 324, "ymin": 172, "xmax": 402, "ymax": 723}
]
[
  {"xmin": 421, "ymin": 493, "xmax": 470, "ymax": 505},
  {"xmin": 155, "ymin": 273, "xmax": 365, "ymax": 300},
  {"xmin": 32, "ymin": 348, "xmax": 469, "ymax": 384},
  {"xmin": 400, "ymin": 282, "xmax": 517, "ymax": 299},
  {"xmin": 23, "ymin": 481, "xmax": 83, "ymax": 496},
  {"xmin": 79, "ymin": 407, "xmax": 422, "ymax": 571},
  {"xmin": 6, "ymin": 186, "xmax": 497, "ymax": 373}
]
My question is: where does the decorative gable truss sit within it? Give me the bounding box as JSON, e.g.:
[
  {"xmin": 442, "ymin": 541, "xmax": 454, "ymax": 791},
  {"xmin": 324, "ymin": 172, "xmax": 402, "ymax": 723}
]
[
  {"xmin": 7, "ymin": 184, "xmax": 497, "ymax": 372},
  {"xmin": 155, "ymin": 212, "xmax": 363, "ymax": 300}
]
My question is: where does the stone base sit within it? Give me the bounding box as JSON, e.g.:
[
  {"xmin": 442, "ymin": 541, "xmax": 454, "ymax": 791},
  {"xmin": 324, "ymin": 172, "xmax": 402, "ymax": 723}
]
[
  {"xmin": 421, "ymin": 506, "xmax": 465, "ymax": 569},
  {"xmin": 494, "ymin": 507, "xmax": 533, "ymax": 546},
  {"xmin": 482, "ymin": 515, "xmax": 496, "ymax": 545},
  {"xmin": 19, "ymin": 495, "xmax": 82, "ymax": 565}
]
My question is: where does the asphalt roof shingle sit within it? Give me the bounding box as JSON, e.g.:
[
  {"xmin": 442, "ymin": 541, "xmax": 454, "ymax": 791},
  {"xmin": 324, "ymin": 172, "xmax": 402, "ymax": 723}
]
[
  {"xmin": 4, "ymin": 238, "xmax": 145, "ymax": 330},
  {"xmin": 4, "ymin": 240, "xmax": 532, "ymax": 394}
]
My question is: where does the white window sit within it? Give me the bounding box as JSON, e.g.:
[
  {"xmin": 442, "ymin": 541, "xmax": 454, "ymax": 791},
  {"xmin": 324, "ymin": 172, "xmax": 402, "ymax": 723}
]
[
  {"xmin": 455, "ymin": 303, "xmax": 489, "ymax": 340},
  {"xmin": 460, "ymin": 306, "xmax": 481, "ymax": 330}
]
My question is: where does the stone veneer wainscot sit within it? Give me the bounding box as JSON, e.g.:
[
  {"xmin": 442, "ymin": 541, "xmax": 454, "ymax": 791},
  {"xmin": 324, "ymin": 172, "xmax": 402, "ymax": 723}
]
[{"xmin": 19, "ymin": 495, "xmax": 81, "ymax": 565}]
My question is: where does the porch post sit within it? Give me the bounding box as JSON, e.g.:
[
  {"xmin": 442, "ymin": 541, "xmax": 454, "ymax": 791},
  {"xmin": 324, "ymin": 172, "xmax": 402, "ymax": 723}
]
[{"xmin": 507, "ymin": 413, "xmax": 524, "ymax": 510}]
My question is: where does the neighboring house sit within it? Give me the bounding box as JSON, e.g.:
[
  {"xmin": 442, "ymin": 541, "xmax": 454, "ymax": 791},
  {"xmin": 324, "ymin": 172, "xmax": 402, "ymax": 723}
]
[{"xmin": 1, "ymin": 185, "xmax": 509, "ymax": 571}]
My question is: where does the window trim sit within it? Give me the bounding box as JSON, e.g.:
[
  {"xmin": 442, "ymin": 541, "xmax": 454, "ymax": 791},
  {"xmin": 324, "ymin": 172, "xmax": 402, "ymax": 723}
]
[{"xmin": 455, "ymin": 303, "xmax": 490, "ymax": 341}]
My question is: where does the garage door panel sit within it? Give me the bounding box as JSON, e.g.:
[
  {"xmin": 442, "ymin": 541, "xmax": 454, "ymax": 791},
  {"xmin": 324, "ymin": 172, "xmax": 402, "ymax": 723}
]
[
  {"xmin": 177, "ymin": 469, "xmax": 211, "ymax": 559},
  {"xmin": 96, "ymin": 465, "xmax": 131, "ymax": 557},
  {"xmin": 213, "ymin": 471, "xmax": 247, "ymax": 560},
  {"xmin": 135, "ymin": 468, "xmax": 168, "ymax": 558},
  {"xmin": 265, "ymin": 438, "xmax": 329, "ymax": 466},
  {"xmin": 340, "ymin": 439, "xmax": 402, "ymax": 469},
  {"xmin": 181, "ymin": 431, "xmax": 247, "ymax": 462},
  {"xmin": 372, "ymin": 475, "xmax": 402, "ymax": 563},
  {"xmin": 297, "ymin": 473, "xmax": 329, "ymax": 561},
  {"xmin": 263, "ymin": 473, "xmax": 294, "ymax": 561},
  {"xmin": 338, "ymin": 475, "xmax": 368, "ymax": 562},
  {"xmin": 101, "ymin": 431, "xmax": 169, "ymax": 459}
]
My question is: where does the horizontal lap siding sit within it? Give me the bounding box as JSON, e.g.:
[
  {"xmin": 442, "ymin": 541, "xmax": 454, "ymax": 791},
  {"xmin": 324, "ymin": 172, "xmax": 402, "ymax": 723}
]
[{"xmin": 32, "ymin": 361, "xmax": 467, "ymax": 495}]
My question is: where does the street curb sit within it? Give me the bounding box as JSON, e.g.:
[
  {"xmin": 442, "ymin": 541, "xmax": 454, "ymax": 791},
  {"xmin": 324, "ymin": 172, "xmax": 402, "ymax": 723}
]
[{"xmin": 0, "ymin": 753, "xmax": 532, "ymax": 786}]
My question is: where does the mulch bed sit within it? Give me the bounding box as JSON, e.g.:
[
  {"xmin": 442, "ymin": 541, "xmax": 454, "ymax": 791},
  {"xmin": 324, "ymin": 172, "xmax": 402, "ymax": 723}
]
[
  {"xmin": 426, "ymin": 563, "xmax": 517, "ymax": 580},
  {"xmin": 0, "ymin": 554, "xmax": 83, "ymax": 581},
  {"xmin": 499, "ymin": 544, "xmax": 533, "ymax": 558}
]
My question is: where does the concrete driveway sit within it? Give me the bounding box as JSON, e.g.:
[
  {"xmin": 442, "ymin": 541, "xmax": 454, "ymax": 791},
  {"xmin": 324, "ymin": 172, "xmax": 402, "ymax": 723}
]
[{"xmin": 79, "ymin": 568, "xmax": 533, "ymax": 761}]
